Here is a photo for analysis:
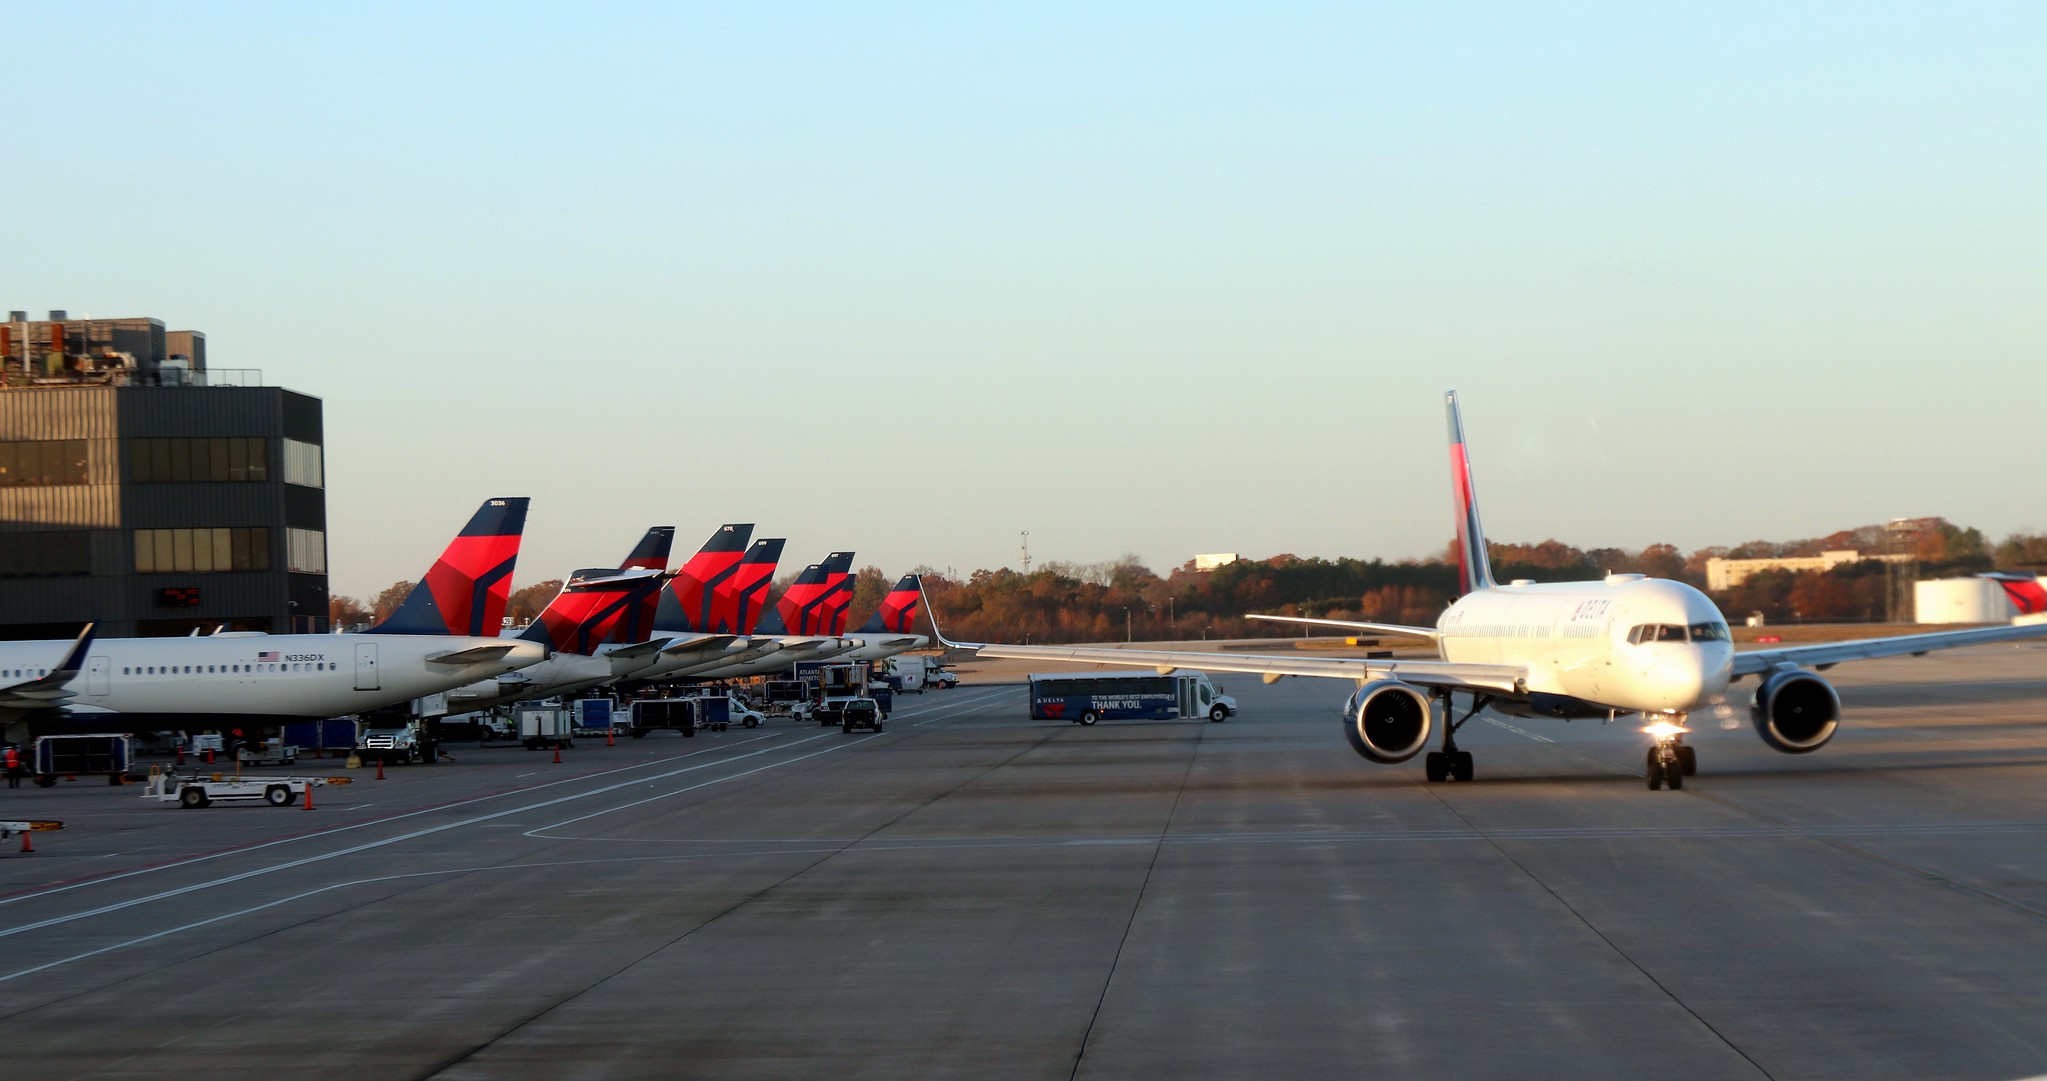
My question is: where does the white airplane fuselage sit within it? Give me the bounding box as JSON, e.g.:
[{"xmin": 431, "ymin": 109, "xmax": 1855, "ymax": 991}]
[
  {"xmin": 687, "ymin": 637, "xmax": 852, "ymax": 680},
  {"xmin": 1434, "ymin": 575, "xmax": 1734, "ymax": 716},
  {"xmin": 12, "ymin": 632, "xmax": 548, "ymax": 725}
]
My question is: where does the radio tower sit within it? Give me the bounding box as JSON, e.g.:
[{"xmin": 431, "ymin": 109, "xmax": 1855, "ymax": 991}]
[{"xmin": 1020, "ymin": 530, "xmax": 1031, "ymax": 573}]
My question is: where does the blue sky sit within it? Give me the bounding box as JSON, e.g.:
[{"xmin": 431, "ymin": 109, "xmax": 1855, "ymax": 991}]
[{"xmin": 9, "ymin": 3, "xmax": 2045, "ymax": 599}]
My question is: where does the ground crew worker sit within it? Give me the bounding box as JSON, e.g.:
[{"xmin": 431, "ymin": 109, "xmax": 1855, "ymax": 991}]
[{"xmin": 3, "ymin": 744, "xmax": 22, "ymax": 788}]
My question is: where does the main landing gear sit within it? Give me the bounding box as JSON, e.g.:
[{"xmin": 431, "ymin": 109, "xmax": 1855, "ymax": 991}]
[
  {"xmin": 1424, "ymin": 692, "xmax": 1492, "ymax": 783},
  {"xmin": 1645, "ymin": 716, "xmax": 1696, "ymax": 791}
]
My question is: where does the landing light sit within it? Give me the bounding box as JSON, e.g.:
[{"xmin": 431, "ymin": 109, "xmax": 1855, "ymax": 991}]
[{"xmin": 1642, "ymin": 720, "xmax": 1688, "ymax": 739}]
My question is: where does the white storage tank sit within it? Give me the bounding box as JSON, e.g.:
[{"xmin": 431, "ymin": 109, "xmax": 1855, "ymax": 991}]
[{"xmin": 1915, "ymin": 578, "xmax": 2013, "ymax": 624}]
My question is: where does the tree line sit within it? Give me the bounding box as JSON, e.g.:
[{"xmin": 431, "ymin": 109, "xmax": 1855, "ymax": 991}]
[{"xmin": 331, "ymin": 519, "xmax": 2047, "ymax": 641}]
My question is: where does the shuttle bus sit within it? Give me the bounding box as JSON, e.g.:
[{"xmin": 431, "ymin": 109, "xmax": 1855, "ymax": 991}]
[{"xmin": 1028, "ymin": 671, "xmax": 1236, "ymax": 725}]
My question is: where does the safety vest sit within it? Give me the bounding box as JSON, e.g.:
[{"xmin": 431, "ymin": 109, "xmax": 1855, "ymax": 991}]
[{"xmin": 2, "ymin": 749, "xmax": 17, "ymax": 769}]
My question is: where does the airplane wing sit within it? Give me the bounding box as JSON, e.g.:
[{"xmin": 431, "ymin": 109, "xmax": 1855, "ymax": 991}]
[
  {"xmin": 0, "ymin": 624, "xmax": 95, "ymax": 711},
  {"xmin": 1732, "ymin": 621, "xmax": 2047, "ymax": 677},
  {"xmin": 963, "ymin": 641, "xmax": 1526, "ymax": 693},
  {"xmin": 1247, "ymin": 615, "xmax": 1443, "ymax": 642},
  {"xmin": 426, "ymin": 644, "xmax": 524, "ymax": 666}
]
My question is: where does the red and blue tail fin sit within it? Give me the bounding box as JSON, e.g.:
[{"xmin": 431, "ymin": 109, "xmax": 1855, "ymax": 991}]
[
  {"xmin": 1445, "ymin": 392, "xmax": 1496, "ymax": 597},
  {"xmin": 366, "ymin": 498, "xmax": 529, "ymax": 636},
  {"xmin": 819, "ymin": 553, "xmax": 858, "ymax": 635},
  {"xmin": 855, "ymin": 575, "xmax": 922, "ymax": 634},
  {"xmin": 773, "ymin": 552, "xmax": 854, "ymax": 636},
  {"xmin": 1982, "ymin": 572, "xmax": 2047, "ymax": 616},
  {"xmin": 730, "ymin": 538, "xmax": 784, "ymax": 633},
  {"xmin": 614, "ymin": 527, "xmax": 675, "ymax": 642},
  {"xmin": 650, "ymin": 524, "xmax": 755, "ymax": 634},
  {"xmin": 516, "ymin": 568, "xmax": 669, "ymax": 654}
]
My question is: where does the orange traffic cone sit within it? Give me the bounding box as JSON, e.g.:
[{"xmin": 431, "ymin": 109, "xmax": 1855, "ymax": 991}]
[
  {"xmin": 175, "ymin": 744, "xmax": 185, "ymax": 766},
  {"xmin": 304, "ymin": 782, "xmax": 315, "ymax": 810},
  {"xmin": 606, "ymin": 726, "xmax": 614, "ymax": 747},
  {"xmin": 375, "ymin": 757, "xmax": 385, "ymax": 780},
  {"xmin": 552, "ymin": 743, "xmax": 562, "ymax": 764},
  {"xmin": 19, "ymin": 830, "xmax": 32, "ymax": 854}
]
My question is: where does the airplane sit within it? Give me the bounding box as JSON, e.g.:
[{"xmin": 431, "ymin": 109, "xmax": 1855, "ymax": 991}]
[
  {"xmin": 831, "ymin": 574, "xmax": 930, "ymax": 663},
  {"xmin": 681, "ymin": 552, "xmax": 858, "ymax": 679},
  {"xmin": 445, "ymin": 527, "xmax": 681, "ymax": 712},
  {"xmin": 923, "ymin": 393, "xmax": 2047, "ymax": 792},
  {"xmin": 0, "ymin": 497, "xmax": 549, "ymax": 743}
]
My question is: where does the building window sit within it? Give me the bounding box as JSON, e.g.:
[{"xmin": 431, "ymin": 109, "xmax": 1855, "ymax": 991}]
[
  {"xmin": 283, "ymin": 439, "xmax": 322, "ymax": 488},
  {"xmin": 131, "ymin": 437, "xmax": 269, "ymax": 483},
  {"xmin": 133, "ymin": 527, "xmax": 270, "ymax": 573},
  {"xmin": 287, "ymin": 528, "xmax": 326, "ymax": 573},
  {"xmin": 0, "ymin": 531, "xmax": 92, "ymax": 577},
  {"xmin": 0, "ymin": 440, "xmax": 90, "ymax": 487}
]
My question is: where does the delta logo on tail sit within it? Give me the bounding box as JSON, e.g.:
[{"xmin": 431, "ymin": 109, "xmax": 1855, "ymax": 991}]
[
  {"xmin": 730, "ymin": 539, "xmax": 785, "ymax": 633},
  {"xmin": 773, "ymin": 552, "xmax": 855, "ymax": 636},
  {"xmin": 519, "ymin": 568, "xmax": 669, "ymax": 655},
  {"xmin": 366, "ymin": 498, "xmax": 529, "ymax": 636},
  {"xmin": 614, "ymin": 526, "xmax": 676, "ymax": 643},
  {"xmin": 1983, "ymin": 572, "xmax": 2047, "ymax": 616},
  {"xmin": 855, "ymin": 575, "xmax": 923, "ymax": 634},
  {"xmin": 648, "ymin": 525, "xmax": 757, "ymax": 634},
  {"xmin": 1446, "ymin": 396, "xmax": 1495, "ymax": 598}
]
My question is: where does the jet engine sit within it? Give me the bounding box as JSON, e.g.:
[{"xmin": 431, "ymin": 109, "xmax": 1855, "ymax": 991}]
[
  {"xmin": 1342, "ymin": 680, "xmax": 1433, "ymax": 763},
  {"xmin": 1750, "ymin": 669, "xmax": 1840, "ymax": 754}
]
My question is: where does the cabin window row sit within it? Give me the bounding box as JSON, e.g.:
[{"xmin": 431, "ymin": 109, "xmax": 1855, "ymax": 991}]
[
  {"xmin": 134, "ymin": 528, "xmax": 271, "ymax": 574},
  {"xmin": 120, "ymin": 662, "xmax": 340, "ymax": 675}
]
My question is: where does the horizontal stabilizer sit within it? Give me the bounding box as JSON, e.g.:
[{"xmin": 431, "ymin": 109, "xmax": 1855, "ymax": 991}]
[
  {"xmin": 426, "ymin": 644, "xmax": 523, "ymax": 666},
  {"xmin": 659, "ymin": 634, "xmax": 742, "ymax": 657}
]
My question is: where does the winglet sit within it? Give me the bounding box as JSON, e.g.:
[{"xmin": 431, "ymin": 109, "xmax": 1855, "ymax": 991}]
[
  {"xmin": 1446, "ymin": 391, "xmax": 1496, "ymax": 597},
  {"xmin": 916, "ymin": 579, "xmax": 978, "ymax": 651},
  {"xmin": 55, "ymin": 622, "xmax": 96, "ymax": 677}
]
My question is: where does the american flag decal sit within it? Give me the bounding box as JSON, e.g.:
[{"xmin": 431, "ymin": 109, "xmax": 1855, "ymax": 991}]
[{"xmin": 257, "ymin": 651, "xmax": 280, "ymax": 661}]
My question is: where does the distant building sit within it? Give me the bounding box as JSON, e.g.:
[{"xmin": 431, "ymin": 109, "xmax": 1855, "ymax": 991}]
[
  {"xmin": 0, "ymin": 312, "xmax": 325, "ymax": 638},
  {"xmin": 1705, "ymin": 550, "xmax": 1914, "ymax": 592},
  {"xmin": 1193, "ymin": 553, "xmax": 1239, "ymax": 571}
]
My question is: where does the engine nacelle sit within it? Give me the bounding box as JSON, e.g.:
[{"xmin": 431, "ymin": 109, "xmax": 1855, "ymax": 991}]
[
  {"xmin": 1342, "ymin": 680, "xmax": 1433, "ymax": 763},
  {"xmin": 1750, "ymin": 669, "xmax": 1841, "ymax": 754}
]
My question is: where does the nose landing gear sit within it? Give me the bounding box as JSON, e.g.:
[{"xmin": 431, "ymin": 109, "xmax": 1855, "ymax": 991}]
[{"xmin": 1645, "ymin": 717, "xmax": 1694, "ymax": 791}]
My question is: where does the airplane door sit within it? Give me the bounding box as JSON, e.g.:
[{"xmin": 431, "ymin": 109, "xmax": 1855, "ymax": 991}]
[
  {"xmin": 87, "ymin": 656, "xmax": 111, "ymax": 696},
  {"xmin": 355, "ymin": 642, "xmax": 380, "ymax": 691}
]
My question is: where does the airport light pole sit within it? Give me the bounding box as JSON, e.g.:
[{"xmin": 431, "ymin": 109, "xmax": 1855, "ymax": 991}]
[{"xmin": 1123, "ymin": 607, "xmax": 1131, "ymax": 642}]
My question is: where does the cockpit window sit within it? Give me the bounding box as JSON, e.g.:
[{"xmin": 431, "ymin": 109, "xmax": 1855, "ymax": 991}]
[
  {"xmin": 1688, "ymin": 622, "xmax": 1729, "ymax": 642},
  {"xmin": 1627, "ymin": 624, "xmax": 1696, "ymax": 644}
]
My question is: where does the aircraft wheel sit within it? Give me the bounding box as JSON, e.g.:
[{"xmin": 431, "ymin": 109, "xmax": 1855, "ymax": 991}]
[
  {"xmin": 1424, "ymin": 752, "xmax": 1447, "ymax": 783},
  {"xmin": 1451, "ymin": 751, "xmax": 1474, "ymax": 782},
  {"xmin": 1647, "ymin": 761, "xmax": 1665, "ymax": 791},
  {"xmin": 180, "ymin": 787, "xmax": 210, "ymax": 808},
  {"xmin": 264, "ymin": 785, "xmax": 292, "ymax": 807},
  {"xmin": 1079, "ymin": 711, "xmax": 1099, "ymax": 726},
  {"xmin": 1666, "ymin": 759, "xmax": 1684, "ymax": 790},
  {"xmin": 1678, "ymin": 746, "xmax": 1697, "ymax": 776}
]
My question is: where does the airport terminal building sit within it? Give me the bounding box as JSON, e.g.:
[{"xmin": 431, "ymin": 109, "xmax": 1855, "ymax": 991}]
[{"xmin": 0, "ymin": 312, "xmax": 327, "ymax": 639}]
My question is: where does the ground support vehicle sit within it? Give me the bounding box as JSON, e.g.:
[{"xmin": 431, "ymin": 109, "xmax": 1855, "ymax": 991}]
[
  {"xmin": 800, "ymin": 662, "xmax": 872, "ymax": 726},
  {"xmin": 142, "ymin": 768, "xmax": 352, "ymax": 808},
  {"xmin": 1028, "ymin": 671, "xmax": 1238, "ymax": 725},
  {"xmin": 762, "ymin": 679, "xmax": 809, "ymax": 715},
  {"xmin": 571, "ymin": 698, "xmax": 621, "ymax": 737},
  {"xmin": 627, "ymin": 698, "xmax": 702, "ymax": 738},
  {"xmin": 357, "ymin": 723, "xmax": 423, "ymax": 765},
  {"xmin": 2, "ymin": 819, "xmax": 62, "ymax": 845},
  {"xmin": 282, "ymin": 719, "xmax": 358, "ymax": 757},
  {"xmin": 235, "ymin": 739, "xmax": 300, "ymax": 767},
  {"xmin": 31, "ymin": 734, "xmax": 131, "ymax": 787},
  {"xmin": 520, "ymin": 708, "xmax": 574, "ymax": 750},
  {"xmin": 838, "ymin": 697, "xmax": 885, "ymax": 734}
]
